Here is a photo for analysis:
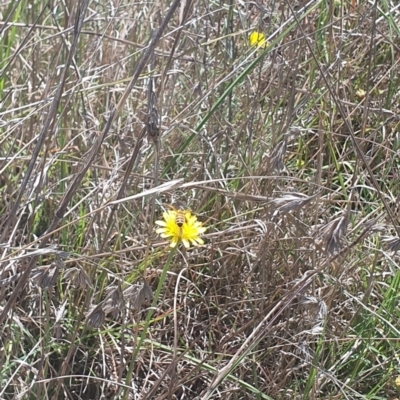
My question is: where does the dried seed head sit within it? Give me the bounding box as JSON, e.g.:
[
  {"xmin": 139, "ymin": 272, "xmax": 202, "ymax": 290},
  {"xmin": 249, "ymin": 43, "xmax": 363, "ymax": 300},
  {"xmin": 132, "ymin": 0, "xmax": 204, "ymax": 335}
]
[
  {"xmin": 382, "ymin": 236, "xmax": 400, "ymax": 253},
  {"xmin": 103, "ymin": 284, "xmax": 125, "ymax": 318},
  {"xmin": 86, "ymin": 304, "xmax": 105, "ymax": 328},
  {"xmin": 134, "ymin": 280, "xmax": 154, "ymax": 310},
  {"xmin": 125, "ymin": 280, "xmax": 154, "ymax": 311},
  {"xmin": 31, "ymin": 255, "xmax": 66, "ymax": 289},
  {"xmin": 325, "ymin": 216, "xmax": 349, "ymax": 255},
  {"xmin": 268, "ymin": 138, "xmax": 287, "ymax": 173},
  {"xmin": 315, "ymin": 214, "xmax": 349, "ymax": 255},
  {"xmin": 63, "ymin": 266, "xmax": 92, "ymax": 289},
  {"xmin": 272, "ymin": 192, "xmax": 320, "ymax": 217},
  {"xmin": 31, "ymin": 264, "xmax": 59, "ymax": 289}
]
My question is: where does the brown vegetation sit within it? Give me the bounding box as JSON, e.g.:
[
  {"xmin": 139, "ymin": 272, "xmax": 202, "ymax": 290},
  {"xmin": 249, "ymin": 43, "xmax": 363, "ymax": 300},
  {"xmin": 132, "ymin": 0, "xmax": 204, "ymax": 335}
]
[{"xmin": 1, "ymin": 0, "xmax": 400, "ymax": 399}]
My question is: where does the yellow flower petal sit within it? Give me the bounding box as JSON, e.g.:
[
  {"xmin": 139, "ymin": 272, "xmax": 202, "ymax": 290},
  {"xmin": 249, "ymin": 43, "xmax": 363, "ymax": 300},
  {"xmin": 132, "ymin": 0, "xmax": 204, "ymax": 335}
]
[
  {"xmin": 249, "ymin": 31, "xmax": 268, "ymax": 48},
  {"xmin": 160, "ymin": 233, "xmax": 173, "ymax": 238},
  {"xmin": 155, "ymin": 220, "xmax": 167, "ymax": 227},
  {"xmin": 194, "ymin": 237, "xmax": 204, "ymax": 245}
]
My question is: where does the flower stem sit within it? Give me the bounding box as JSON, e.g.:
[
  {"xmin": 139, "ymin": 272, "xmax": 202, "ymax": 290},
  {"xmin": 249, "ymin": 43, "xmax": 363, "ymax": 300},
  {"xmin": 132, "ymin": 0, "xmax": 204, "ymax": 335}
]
[{"xmin": 124, "ymin": 246, "xmax": 177, "ymax": 395}]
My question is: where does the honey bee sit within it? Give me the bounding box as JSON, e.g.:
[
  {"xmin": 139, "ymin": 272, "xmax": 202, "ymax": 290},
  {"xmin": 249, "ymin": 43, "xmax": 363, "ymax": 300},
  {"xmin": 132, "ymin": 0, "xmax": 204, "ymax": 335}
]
[
  {"xmin": 175, "ymin": 209, "xmax": 186, "ymax": 228},
  {"xmin": 167, "ymin": 205, "xmax": 189, "ymax": 237}
]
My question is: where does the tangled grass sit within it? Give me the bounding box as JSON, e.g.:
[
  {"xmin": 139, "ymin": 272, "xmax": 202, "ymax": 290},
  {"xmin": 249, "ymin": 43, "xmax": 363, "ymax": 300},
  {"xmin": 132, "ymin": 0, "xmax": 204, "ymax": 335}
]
[{"xmin": 1, "ymin": 0, "xmax": 400, "ymax": 399}]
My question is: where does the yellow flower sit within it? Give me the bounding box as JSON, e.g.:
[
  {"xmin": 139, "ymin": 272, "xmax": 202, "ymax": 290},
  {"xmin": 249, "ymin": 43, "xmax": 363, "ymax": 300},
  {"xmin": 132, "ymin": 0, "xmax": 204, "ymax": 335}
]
[
  {"xmin": 155, "ymin": 208, "xmax": 207, "ymax": 248},
  {"xmin": 249, "ymin": 31, "xmax": 268, "ymax": 48},
  {"xmin": 356, "ymin": 88, "xmax": 366, "ymax": 99}
]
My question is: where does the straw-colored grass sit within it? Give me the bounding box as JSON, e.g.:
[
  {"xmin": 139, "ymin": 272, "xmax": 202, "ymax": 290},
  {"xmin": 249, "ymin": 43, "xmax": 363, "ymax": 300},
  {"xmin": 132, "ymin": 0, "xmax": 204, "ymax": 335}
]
[{"xmin": 1, "ymin": 0, "xmax": 400, "ymax": 398}]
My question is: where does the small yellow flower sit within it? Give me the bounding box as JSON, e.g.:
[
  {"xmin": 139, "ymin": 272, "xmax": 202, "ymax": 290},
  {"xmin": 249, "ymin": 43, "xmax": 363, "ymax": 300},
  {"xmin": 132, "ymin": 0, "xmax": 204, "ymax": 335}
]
[
  {"xmin": 155, "ymin": 208, "xmax": 207, "ymax": 248},
  {"xmin": 296, "ymin": 158, "xmax": 305, "ymax": 169},
  {"xmin": 395, "ymin": 375, "xmax": 400, "ymax": 389},
  {"xmin": 249, "ymin": 31, "xmax": 268, "ymax": 48},
  {"xmin": 356, "ymin": 88, "xmax": 366, "ymax": 99}
]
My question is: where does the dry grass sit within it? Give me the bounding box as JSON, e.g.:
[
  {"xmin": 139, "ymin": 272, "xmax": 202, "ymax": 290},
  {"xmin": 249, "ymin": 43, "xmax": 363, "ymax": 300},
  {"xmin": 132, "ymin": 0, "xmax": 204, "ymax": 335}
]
[{"xmin": 1, "ymin": 0, "xmax": 400, "ymax": 399}]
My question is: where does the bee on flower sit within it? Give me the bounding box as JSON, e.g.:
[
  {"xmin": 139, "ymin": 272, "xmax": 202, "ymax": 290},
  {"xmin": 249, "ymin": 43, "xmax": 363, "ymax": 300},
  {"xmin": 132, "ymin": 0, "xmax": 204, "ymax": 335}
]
[
  {"xmin": 155, "ymin": 206, "xmax": 207, "ymax": 249},
  {"xmin": 249, "ymin": 31, "xmax": 269, "ymax": 49}
]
